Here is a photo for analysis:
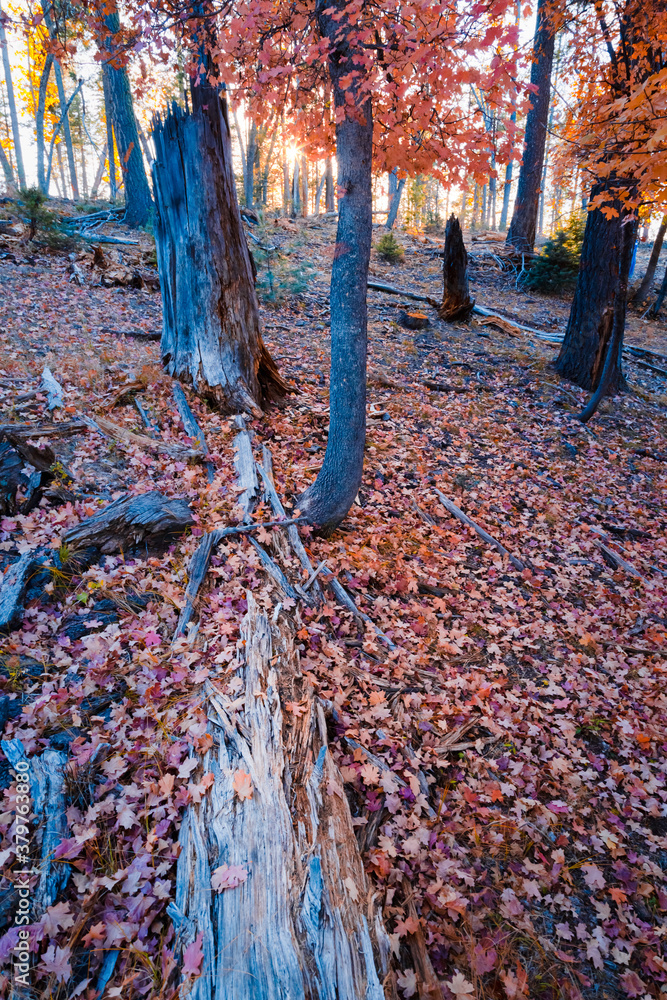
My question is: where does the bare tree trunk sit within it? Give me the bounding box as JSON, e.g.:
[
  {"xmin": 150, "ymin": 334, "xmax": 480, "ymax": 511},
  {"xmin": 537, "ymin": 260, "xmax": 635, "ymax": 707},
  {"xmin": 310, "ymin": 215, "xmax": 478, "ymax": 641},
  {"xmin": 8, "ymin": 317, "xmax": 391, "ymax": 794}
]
[
  {"xmin": 298, "ymin": 0, "xmax": 374, "ymax": 532},
  {"xmin": 0, "ymin": 130, "xmax": 14, "ymax": 189},
  {"xmin": 101, "ymin": 10, "xmax": 152, "ymax": 226},
  {"xmin": 300, "ymin": 153, "xmax": 308, "ymax": 217},
  {"xmin": 386, "ymin": 168, "xmax": 405, "ymax": 229},
  {"xmin": 90, "ymin": 142, "xmax": 107, "ymax": 198},
  {"xmin": 291, "ymin": 156, "xmax": 300, "ymax": 216},
  {"xmin": 632, "ymin": 214, "xmax": 667, "ymax": 306},
  {"xmin": 40, "ymin": 0, "xmax": 79, "ymax": 200},
  {"xmin": 36, "ymin": 53, "xmax": 53, "ymax": 193},
  {"xmin": 555, "ymin": 182, "xmax": 635, "ymax": 391},
  {"xmin": 325, "ymin": 156, "xmax": 334, "ymax": 212},
  {"xmin": 0, "ymin": 1, "xmax": 25, "ymax": 189},
  {"xmin": 506, "ymin": 0, "xmax": 557, "ymax": 251},
  {"xmin": 439, "ymin": 215, "xmax": 474, "ymax": 321},
  {"xmin": 152, "ymin": 77, "xmax": 288, "ymax": 415},
  {"xmin": 648, "ymin": 261, "xmax": 667, "ymax": 319}
]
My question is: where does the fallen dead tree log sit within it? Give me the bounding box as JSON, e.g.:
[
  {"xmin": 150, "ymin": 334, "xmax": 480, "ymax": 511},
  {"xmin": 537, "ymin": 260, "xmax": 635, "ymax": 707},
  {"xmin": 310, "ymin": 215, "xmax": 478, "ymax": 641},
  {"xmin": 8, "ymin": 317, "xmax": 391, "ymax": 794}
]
[
  {"xmin": 172, "ymin": 384, "xmax": 215, "ymax": 481},
  {"xmin": 63, "ymin": 491, "xmax": 194, "ymax": 554},
  {"xmin": 167, "ymin": 422, "xmax": 391, "ymax": 999},
  {"xmin": 0, "ymin": 550, "xmax": 45, "ymax": 632},
  {"xmin": 93, "ymin": 415, "xmax": 203, "ymax": 460}
]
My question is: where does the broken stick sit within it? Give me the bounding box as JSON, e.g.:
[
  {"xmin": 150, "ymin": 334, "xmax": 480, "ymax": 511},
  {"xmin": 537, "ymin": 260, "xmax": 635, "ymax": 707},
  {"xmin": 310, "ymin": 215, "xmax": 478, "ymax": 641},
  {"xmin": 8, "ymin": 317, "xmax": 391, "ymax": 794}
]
[
  {"xmin": 433, "ymin": 488, "xmax": 525, "ymax": 571},
  {"xmin": 172, "ymin": 384, "xmax": 215, "ymax": 482}
]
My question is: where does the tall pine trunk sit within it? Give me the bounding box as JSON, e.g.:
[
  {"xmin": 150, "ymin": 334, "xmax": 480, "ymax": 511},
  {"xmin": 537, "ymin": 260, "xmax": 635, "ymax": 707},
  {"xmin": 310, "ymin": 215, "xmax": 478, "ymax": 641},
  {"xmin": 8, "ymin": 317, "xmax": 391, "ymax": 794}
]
[
  {"xmin": 298, "ymin": 3, "xmax": 373, "ymax": 532},
  {"xmin": 555, "ymin": 183, "xmax": 635, "ymax": 391},
  {"xmin": 101, "ymin": 10, "xmax": 152, "ymax": 226},
  {"xmin": 40, "ymin": 1, "xmax": 79, "ymax": 200},
  {"xmin": 152, "ymin": 80, "xmax": 288, "ymax": 415},
  {"xmin": 324, "ymin": 156, "xmax": 334, "ymax": 212},
  {"xmin": 36, "ymin": 54, "xmax": 53, "ymax": 193},
  {"xmin": 506, "ymin": 0, "xmax": 556, "ymax": 252},
  {"xmin": 102, "ymin": 72, "xmax": 117, "ymax": 202}
]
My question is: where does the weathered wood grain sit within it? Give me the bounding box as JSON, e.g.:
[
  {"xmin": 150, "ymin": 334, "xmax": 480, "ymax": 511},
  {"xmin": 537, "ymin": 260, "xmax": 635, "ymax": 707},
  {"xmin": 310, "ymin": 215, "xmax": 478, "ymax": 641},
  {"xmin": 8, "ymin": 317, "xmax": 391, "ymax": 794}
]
[{"xmin": 63, "ymin": 491, "xmax": 194, "ymax": 554}]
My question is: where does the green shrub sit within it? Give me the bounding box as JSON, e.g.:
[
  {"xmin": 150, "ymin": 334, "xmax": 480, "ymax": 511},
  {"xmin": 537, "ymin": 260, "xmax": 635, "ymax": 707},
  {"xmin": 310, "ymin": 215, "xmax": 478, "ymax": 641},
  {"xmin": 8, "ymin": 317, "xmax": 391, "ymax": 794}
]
[
  {"xmin": 521, "ymin": 213, "xmax": 585, "ymax": 294},
  {"xmin": 21, "ymin": 187, "xmax": 78, "ymax": 250},
  {"xmin": 376, "ymin": 231, "xmax": 405, "ymax": 263}
]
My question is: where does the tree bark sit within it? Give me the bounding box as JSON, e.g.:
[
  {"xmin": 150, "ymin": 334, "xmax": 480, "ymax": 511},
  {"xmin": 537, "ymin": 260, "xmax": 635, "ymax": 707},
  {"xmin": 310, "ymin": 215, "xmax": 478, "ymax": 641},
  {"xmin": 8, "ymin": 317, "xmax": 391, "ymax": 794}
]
[
  {"xmin": 90, "ymin": 142, "xmax": 107, "ymax": 198},
  {"xmin": 0, "ymin": 136, "xmax": 14, "ymax": 190},
  {"xmin": 506, "ymin": 0, "xmax": 557, "ymax": 252},
  {"xmin": 386, "ymin": 168, "xmax": 405, "ymax": 229},
  {"xmin": 648, "ymin": 260, "xmax": 667, "ymax": 319},
  {"xmin": 439, "ymin": 214, "xmax": 474, "ymax": 321},
  {"xmin": 152, "ymin": 80, "xmax": 288, "ymax": 415},
  {"xmin": 36, "ymin": 53, "xmax": 53, "ymax": 193},
  {"xmin": 101, "ymin": 9, "xmax": 152, "ymax": 226},
  {"xmin": 102, "ymin": 71, "xmax": 117, "ymax": 202},
  {"xmin": 297, "ymin": 3, "xmax": 373, "ymax": 533},
  {"xmin": 631, "ymin": 214, "xmax": 667, "ymax": 306},
  {"xmin": 555, "ymin": 184, "xmax": 634, "ymax": 391},
  {"xmin": 579, "ymin": 212, "xmax": 635, "ymax": 422},
  {"xmin": 0, "ymin": 1, "xmax": 26, "ymax": 189}
]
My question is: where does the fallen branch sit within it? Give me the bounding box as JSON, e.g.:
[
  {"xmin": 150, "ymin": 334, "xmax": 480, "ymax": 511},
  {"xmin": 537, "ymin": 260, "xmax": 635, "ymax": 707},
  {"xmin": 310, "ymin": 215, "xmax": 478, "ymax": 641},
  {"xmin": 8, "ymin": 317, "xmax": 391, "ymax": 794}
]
[
  {"xmin": 433, "ymin": 489, "xmax": 525, "ymax": 571},
  {"xmin": 40, "ymin": 367, "xmax": 65, "ymax": 411},
  {"xmin": 327, "ymin": 572, "xmax": 396, "ymax": 649},
  {"xmin": 595, "ymin": 541, "xmax": 646, "ymax": 581},
  {"xmin": 367, "ymin": 279, "xmax": 439, "ymax": 309},
  {"xmin": 0, "ymin": 550, "xmax": 43, "ymax": 632},
  {"xmin": 93, "ymin": 415, "xmax": 201, "ymax": 460},
  {"xmin": 172, "ymin": 384, "xmax": 215, "ymax": 482}
]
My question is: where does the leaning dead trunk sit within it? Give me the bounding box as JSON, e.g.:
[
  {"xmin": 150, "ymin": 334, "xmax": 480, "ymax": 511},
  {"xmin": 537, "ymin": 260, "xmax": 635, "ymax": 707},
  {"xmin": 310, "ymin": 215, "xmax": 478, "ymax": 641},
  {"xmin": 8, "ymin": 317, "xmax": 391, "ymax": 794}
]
[
  {"xmin": 298, "ymin": 1, "xmax": 373, "ymax": 532},
  {"xmin": 152, "ymin": 82, "xmax": 288, "ymax": 415},
  {"xmin": 439, "ymin": 214, "xmax": 474, "ymax": 321},
  {"xmin": 386, "ymin": 168, "xmax": 405, "ymax": 230},
  {"xmin": 555, "ymin": 184, "xmax": 632, "ymax": 391},
  {"xmin": 505, "ymin": 0, "xmax": 557, "ymax": 252},
  {"xmin": 36, "ymin": 54, "xmax": 54, "ymax": 193}
]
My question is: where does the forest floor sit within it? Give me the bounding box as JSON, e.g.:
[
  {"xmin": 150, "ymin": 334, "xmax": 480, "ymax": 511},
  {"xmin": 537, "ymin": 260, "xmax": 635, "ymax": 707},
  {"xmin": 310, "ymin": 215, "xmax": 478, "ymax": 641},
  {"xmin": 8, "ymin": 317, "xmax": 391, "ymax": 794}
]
[{"xmin": 0, "ymin": 207, "xmax": 665, "ymax": 1000}]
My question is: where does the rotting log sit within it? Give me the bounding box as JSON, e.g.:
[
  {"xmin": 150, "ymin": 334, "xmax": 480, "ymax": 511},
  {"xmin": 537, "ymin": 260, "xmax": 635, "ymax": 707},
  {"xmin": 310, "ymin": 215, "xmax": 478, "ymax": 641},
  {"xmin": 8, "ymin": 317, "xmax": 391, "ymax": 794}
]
[
  {"xmin": 172, "ymin": 384, "xmax": 215, "ymax": 482},
  {"xmin": 63, "ymin": 491, "xmax": 194, "ymax": 555},
  {"xmin": 93, "ymin": 415, "xmax": 202, "ymax": 460},
  {"xmin": 0, "ymin": 550, "xmax": 46, "ymax": 633},
  {"xmin": 168, "ymin": 596, "xmax": 389, "ymax": 1000},
  {"xmin": 439, "ymin": 215, "xmax": 474, "ymax": 322}
]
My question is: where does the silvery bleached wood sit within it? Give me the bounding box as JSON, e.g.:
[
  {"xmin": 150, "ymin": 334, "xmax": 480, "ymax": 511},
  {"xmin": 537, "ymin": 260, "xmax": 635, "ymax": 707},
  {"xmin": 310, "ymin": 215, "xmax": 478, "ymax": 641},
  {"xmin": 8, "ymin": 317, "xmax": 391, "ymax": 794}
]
[
  {"xmin": 0, "ymin": 550, "xmax": 42, "ymax": 633},
  {"xmin": 169, "ymin": 596, "xmax": 388, "ymax": 1000},
  {"xmin": 2, "ymin": 739, "xmax": 69, "ymax": 912},
  {"xmin": 233, "ymin": 415, "xmax": 259, "ymax": 522},
  {"xmin": 40, "ymin": 367, "xmax": 64, "ymax": 411}
]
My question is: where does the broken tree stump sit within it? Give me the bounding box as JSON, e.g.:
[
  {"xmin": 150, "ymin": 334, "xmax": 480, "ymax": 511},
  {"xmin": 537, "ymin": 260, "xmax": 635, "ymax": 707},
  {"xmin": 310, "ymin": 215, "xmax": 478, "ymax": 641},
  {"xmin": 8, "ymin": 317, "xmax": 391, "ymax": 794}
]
[
  {"xmin": 398, "ymin": 310, "xmax": 430, "ymax": 330},
  {"xmin": 439, "ymin": 214, "xmax": 474, "ymax": 322},
  {"xmin": 63, "ymin": 491, "xmax": 194, "ymax": 554}
]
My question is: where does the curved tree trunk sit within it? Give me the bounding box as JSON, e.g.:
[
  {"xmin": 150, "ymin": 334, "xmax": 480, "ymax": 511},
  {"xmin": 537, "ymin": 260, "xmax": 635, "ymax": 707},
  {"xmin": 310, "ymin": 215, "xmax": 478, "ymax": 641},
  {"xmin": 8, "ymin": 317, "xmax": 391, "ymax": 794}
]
[
  {"xmin": 101, "ymin": 10, "xmax": 152, "ymax": 227},
  {"xmin": 152, "ymin": 82, "xmax": 288, "ymax": 415},
  {"xmin": 298, "ymin": 3, "xmax": 373, "ymax": 533},
  {"xmin": 555, "ymin": 185, "xmax": 634, "ymax": 391},
  {"xmin": 631, "ymin": 214, "xmax": 667, "ymax": 306},
  {"xmin": 506, "ymin": 0, "xmax": 557, "ymax": 252},
  {"xmin": 439, "ymin": 214, "xmax": 474, "ymax": 321}
]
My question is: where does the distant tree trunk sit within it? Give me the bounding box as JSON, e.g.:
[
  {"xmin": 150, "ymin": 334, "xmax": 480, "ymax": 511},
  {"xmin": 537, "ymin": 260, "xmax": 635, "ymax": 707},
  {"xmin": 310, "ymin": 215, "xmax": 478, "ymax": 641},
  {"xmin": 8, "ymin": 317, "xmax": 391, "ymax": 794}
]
[
  {"xmin": 101, "ymin": 9, "xmax": 152, "ymax": 226},
  {"xmin": 291, "ymin": 157, "xmax": 300, "ymax": 216},
  {"xmin": 56, "ymin": 143, "xmax": 67, "ymax": 197},
  {"xmin": 36, "ymin": 54, "xmax": 53, "ymax": 193},
  {"xmin": 152, "ymin": 75, "xmax": 288, "ymax": 415},
  {"xmin": 506, "ymin": 0, "xmax": 556, "ymax": 252},
  {"xmin": 300, "ymin": 153, "xmax": 308, "ymax": 216},
  {"xmin": 0, "ymin": 1, "xmax": 26, "ymax": 189},
  {"xmin": 386, "ymin": 168, "xmax": 405, "ymax": 229},
  {"xmin": 648, "ymin": 261, "xmax": 667, "ymax": 319},
  {"xmin": 314, "ymin": 171, "xmax": 326, "ymax": 214},
  {"xmin": 325, "ymin": 156, "xmax": 334, "ymax": 212},
  {"xmin": 90, "ymin": 142, "xmax": 107, "ymax": 198},
  {"xmin": 298, "ymin": 2, "xmax": 373, "ymax": 532},
  {"xmin": 555, "ymin": 183, "xmax": 635, "ymax": 391},
  {"xmin": 439, "ymin": 215, "xmax": 474, "ymax": 321},
  {"xmin": 40, "ymin": 1, "xmax": 79, "ymax": 200},
  {"xmin": 632, "ymin": 214, "xmax": 667, "ymax": 306},
  {"xmin": 0, "ymin": 139, "xmax": 14, "ymax": 190}
]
